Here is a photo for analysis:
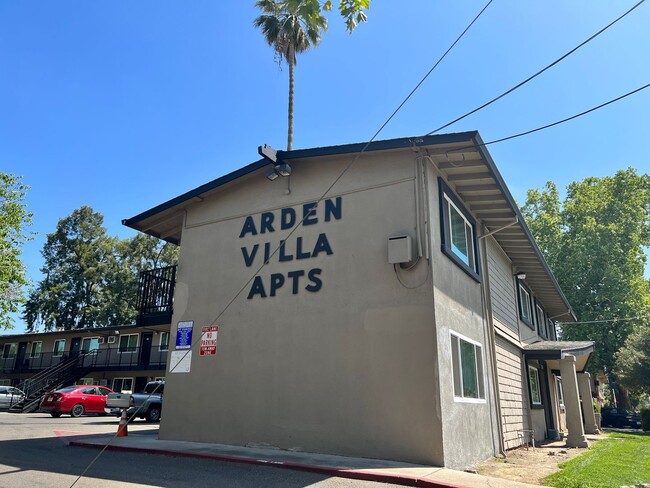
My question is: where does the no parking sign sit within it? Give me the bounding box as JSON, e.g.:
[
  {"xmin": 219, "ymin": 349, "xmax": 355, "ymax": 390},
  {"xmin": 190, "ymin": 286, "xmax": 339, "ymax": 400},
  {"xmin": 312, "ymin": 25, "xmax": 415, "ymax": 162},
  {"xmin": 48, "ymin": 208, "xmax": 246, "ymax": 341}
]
[{"xmin": 200, "ymin": 326, "xmax": 218, "ymax": 356}]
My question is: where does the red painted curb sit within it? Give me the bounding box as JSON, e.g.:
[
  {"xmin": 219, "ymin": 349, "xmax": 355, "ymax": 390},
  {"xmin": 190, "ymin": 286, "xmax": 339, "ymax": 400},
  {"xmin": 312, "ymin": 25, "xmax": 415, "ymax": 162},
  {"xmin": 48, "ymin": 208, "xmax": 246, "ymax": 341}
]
[{"xmin": 69, "ymin": 440, "xmax": 465, "ymax": 488}]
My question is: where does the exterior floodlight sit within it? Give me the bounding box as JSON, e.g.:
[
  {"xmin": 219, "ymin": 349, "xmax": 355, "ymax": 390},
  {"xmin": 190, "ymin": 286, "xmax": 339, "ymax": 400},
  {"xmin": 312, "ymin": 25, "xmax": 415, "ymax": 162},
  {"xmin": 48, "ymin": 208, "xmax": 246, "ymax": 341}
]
[
  {"xmin": 515, "ymin": 272, "xmax": 526, "ymax": 280},
  {"xmin": 265, "ymin": 167, "xmax": 280, "ymax": 181},
  {"xmin": 275, "ymin": 163, "xmax": 291, "ymax": 177}
]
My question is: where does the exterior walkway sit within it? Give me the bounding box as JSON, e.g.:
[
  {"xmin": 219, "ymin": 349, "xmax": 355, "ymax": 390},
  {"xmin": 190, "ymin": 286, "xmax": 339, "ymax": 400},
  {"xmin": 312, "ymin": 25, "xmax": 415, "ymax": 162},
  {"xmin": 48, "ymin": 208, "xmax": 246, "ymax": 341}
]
[{"xmin": 64, "ymin": 430, "xmax": 542, "ymax": 488}]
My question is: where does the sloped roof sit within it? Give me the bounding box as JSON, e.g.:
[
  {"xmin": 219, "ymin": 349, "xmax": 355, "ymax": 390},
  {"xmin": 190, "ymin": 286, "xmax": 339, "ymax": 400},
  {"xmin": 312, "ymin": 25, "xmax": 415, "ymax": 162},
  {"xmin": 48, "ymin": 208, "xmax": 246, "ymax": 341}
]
[{"xmin": 122, "ymin": 131, "xmax": 575, "ymax": 321}]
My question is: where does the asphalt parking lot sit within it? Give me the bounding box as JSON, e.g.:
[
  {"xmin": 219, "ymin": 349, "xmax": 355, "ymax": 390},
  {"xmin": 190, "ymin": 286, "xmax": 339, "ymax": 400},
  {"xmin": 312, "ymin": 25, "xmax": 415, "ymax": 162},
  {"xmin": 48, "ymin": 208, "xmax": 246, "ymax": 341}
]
[{"xmin": 0, "ymin": 412, "xmax": 401, "ymax": 488}]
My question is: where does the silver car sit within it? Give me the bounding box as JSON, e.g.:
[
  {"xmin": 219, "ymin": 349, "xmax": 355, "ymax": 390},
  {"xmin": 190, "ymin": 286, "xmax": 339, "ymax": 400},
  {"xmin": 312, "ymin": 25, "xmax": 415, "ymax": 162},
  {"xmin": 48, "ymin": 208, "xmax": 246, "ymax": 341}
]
[{"xmin": 0, "ymin": 386, "xmax": 25, "ymax": 409}]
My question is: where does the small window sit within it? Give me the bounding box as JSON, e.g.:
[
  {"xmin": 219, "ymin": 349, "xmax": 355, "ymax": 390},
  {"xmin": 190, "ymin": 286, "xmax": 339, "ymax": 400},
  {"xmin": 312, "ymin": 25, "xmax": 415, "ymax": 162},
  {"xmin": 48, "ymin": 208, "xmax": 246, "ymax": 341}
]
[
  {"xmin": 2, "ymin": 343, "xmax": 17, "ymax": 359},
  {"xmin": 53, "ymin": 339, "xmax": 66, "ymax": 356},
  {"xmin": 119, "ymin": 334, "xmax": 138, "ymax": 353},
  {"xmin": 160, "ymin": 332, "xmax": 169, "ymax": 352},
  {"xmin": 439, "ymin": 178, "xmax": 480, "ymax": 280},
  {"xmin": 30, "ymin": 342, "xmax": 42, "ymax": 358},
  {"xmin": 76, "ymin": 377, "xmax": 94, "ymax": 385},
  {"xmin": 547, "ymin": 318, "xmax": 557, "ymax": 340},
  {"xmin": 556, "ymin": 377, "xmax": 564, "ymax": 407},
  {"xmin": 113, "ymin": 377, "xmax": 133, "ymax": 393},
  {"xmin": 535, "ymin": 302, "xmax": 547, "ymax": 338},
  {"xmin": 517, "ymin": 282, "xmax": 534, "ymax": 328},
  {"xmin": 451, "ymin": 332, "xmax": 485, "ymax": 401},
  {"xmin": 81, "ymin": 337, "xmax": 99, "ymax": 353},
  {"xmin": 528, "ymin": 366, "xmax": 542, "ymax": 406}
]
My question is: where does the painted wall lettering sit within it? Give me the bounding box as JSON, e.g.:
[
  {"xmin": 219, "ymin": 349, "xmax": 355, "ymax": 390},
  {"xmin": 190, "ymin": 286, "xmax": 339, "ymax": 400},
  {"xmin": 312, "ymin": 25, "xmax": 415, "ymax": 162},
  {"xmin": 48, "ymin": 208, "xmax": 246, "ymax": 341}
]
[{"xmin": 240, "ymin": 197, "xmax": 341, "ymax": 299}]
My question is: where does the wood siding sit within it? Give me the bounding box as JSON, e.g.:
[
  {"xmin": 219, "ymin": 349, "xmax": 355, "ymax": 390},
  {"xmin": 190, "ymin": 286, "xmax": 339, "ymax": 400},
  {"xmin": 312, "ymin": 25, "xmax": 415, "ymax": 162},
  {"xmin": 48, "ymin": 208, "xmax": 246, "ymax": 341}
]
[
  {"xmin": 496, "ymin": 337, "xmax": 529, "ymax": 450},
  {"xmin": 487, "ymin": 238, "xmax": 518, "ymax": 334}
]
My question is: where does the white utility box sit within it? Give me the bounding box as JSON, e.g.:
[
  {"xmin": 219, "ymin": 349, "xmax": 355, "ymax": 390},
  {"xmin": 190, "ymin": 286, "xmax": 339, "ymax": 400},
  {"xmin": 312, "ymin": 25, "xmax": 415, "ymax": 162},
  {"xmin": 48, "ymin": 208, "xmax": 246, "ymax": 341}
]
[{"xmin": 388, "ymin": 235, "xmax": 413, "ymax": 264}]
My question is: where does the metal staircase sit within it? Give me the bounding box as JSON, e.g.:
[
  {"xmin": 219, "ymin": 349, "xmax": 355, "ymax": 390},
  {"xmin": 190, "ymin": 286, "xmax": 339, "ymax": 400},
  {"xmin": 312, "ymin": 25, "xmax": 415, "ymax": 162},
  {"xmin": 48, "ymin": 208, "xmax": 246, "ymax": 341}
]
[{"xmin": 8, "ymin": 354, "xmax": 92, "ymax": 413}]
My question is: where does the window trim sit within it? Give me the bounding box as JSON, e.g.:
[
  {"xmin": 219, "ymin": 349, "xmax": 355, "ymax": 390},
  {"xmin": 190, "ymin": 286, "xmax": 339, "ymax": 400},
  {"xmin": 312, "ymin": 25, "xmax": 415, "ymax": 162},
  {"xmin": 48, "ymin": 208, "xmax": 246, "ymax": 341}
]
[
  {"xmin": 450, "ymin": 330, "xmax": 486, "ymax": 403},
  {"xmin": 53, "ymin": 339, "xmax": 66, "ymax": 357},
  {"xmin": 2, "ymin": 343, "xmax": 17, "ymax": 359},
  {"xmin": 29, "ymin": 341, "xmax": 42, "ymax": 358},
  {"xmin": 81, "ymin": 337, "xmax": 100, "ymax": 354},
  {"xmin": 528, "ymin": 365, "xmax": 543, "ymax": 407},
  {"xmin": 517, "ymin": 281, "xmax": 535, "ymax": 329},
  {"xmin": 118, "ymin": 334, "xmax": 139, "ymax": 354},
  {"xmin": 112, "ymin": 377, "xmax": 134, "ymax": 393},
  {"xmin": 159, "ymin": 332, "xmax": 170, "ymax": 352},
  {"xmin": 535, "ymin": 300, "xmax": 547, "ymax": 339},
  {"xmin": 438, "ymin": 178, "xmax": 481, "ymax": 282}
]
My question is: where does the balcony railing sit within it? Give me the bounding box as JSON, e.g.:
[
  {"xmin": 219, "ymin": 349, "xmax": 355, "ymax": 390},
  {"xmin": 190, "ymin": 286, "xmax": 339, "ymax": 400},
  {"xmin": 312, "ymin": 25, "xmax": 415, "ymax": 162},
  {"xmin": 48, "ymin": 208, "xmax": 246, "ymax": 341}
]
[
  {"xmin": 136, "ymin": 265, "xmax": 176, "ymax": 326},
  {"xmin": 0, "ymin": 345, "xmax": 169, "ymax": 374}
]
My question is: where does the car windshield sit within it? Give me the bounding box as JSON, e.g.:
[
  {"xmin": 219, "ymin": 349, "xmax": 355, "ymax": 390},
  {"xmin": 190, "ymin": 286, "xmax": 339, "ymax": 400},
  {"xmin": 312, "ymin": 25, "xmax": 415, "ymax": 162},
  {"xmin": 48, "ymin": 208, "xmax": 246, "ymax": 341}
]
[
  {"xmin": 56, "ymin": 387, "xmax": 78, "ymax": 393},
  {"xmin": 0, "ymin": 387, "xmax": 7, "ymax": 394}
]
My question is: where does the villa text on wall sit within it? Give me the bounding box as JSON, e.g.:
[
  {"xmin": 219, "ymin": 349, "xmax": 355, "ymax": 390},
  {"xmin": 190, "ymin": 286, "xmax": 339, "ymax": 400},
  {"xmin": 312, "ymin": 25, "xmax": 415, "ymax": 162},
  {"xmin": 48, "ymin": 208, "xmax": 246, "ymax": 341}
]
[{"xmin": 239, "ymin": 197, "xmax": 341, "ymax": 299}]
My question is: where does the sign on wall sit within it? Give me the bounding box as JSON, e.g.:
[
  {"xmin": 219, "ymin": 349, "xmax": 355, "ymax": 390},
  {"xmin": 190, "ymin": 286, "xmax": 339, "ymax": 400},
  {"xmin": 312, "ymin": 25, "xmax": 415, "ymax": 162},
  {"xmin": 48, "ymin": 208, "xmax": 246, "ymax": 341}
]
[
  {"xmin": 169, "ymin": 350, "xmax": 192, "ymax": 373},
  {"xmin": 176, "ymin": 320, "xmax": 194, "ymax": 349},
  {"xmin": 200, "ymin": 326, "xmax": 218, "ymax": 356}
]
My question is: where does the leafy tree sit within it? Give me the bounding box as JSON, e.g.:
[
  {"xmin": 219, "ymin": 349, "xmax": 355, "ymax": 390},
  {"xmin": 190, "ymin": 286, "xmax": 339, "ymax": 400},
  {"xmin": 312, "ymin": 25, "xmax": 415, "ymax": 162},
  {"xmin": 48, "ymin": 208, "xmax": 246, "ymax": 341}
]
[
  {"xmin": 254, "ymin": 0, "xmax": 370, "ymax": 150},
  {"xmin": 522, "ymin": 169, "xmax": 650, "ymax": 404},
  {"xmin": 0, "ymin": 173, "xmax": 34, "ymax": 329},
  {"xmin": 23, "ymin": 207, "xmax": 178, "ymax": 331},
  {"xmin": 616, "ymin": 327, "xmax": 650, "ymax": 395}
]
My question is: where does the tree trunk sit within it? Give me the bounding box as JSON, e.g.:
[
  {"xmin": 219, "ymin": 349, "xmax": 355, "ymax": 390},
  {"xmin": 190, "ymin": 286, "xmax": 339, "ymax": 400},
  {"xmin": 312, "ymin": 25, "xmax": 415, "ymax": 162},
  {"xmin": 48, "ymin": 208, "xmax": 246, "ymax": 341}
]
[{"xmin": 287, "ymin": 58, "xmax": 294, "ymax": 151}]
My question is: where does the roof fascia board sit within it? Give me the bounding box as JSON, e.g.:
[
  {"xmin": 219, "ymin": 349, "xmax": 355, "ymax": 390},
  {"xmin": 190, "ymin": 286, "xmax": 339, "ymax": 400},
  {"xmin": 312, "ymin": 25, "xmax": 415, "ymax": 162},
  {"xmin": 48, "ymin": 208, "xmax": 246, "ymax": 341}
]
[
  {"xmin": 471, "ymin": 133, "xmax": 577, "ymax": 321},
  {"xmin": 122, "ymin": 132, "xmax": 479, "ymax": 229}
]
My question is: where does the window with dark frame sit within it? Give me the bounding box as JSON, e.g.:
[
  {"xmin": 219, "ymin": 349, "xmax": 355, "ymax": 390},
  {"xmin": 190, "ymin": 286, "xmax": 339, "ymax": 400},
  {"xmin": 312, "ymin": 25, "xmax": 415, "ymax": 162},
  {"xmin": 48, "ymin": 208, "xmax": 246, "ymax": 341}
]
[
  {"xmin": 119, "ymin": 334, "xmax": 138, "ymax": 353},
  {"xmin": 29, "ymin": 342, "xmax": 42, "ymax": 358},
  {"xmin": 451, "ymin": 332, "xmax": 485, "ymax": 401},
  {"xmin": 528, "ymin": 365, "xmax": 542, "ymax": 406},
  {"xmin": 517, "ymin": 281, "xmax": 534, "ymax": 328},
  {"xmin": 53, "ymin": 339, "xmax": 65, "ymax": 357},
  {"xmin": 535, "ymin": 302, "xmax": 547, "ymax": 339},
  {"xmin": 438, "ymin": 178, "xmax": 480, "ymax": 281}
]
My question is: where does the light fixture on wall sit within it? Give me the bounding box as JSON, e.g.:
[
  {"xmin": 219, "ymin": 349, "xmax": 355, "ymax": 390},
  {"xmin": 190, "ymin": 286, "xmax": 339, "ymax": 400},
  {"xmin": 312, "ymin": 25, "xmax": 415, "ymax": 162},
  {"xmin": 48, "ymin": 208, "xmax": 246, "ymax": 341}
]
[
  {"xmin": 259, "ymin": 144, "xmax": 292, "ymax": 181},
  {"xmin": 515, "ymin": 271, "xmax": 526, "ymax": 280}
]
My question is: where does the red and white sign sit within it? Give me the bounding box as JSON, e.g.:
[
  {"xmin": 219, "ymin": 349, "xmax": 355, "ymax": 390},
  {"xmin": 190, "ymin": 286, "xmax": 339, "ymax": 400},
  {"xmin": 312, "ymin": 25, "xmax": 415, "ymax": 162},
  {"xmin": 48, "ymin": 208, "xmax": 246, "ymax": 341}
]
[{"xmin": 200, "ymin": 326, "xmax": 218, "ymax": 356}]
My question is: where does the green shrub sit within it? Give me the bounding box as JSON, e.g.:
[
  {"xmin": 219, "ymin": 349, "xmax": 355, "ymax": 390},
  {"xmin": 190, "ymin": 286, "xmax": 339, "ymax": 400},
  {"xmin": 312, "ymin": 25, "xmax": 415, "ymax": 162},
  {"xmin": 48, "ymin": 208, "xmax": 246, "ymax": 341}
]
[
  {"xmin": 641, "ymin": 408, "xmax": 650, "ymax": 432},
  {"xmin": 593, "ymin": 400, "xmax": 601, "ymax": 414}
]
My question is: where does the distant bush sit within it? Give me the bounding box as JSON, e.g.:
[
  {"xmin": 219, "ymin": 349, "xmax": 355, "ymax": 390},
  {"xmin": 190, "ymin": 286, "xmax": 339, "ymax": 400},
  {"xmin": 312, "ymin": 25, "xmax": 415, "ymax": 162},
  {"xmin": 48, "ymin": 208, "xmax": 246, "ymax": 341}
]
[{"xmin": 641, "ymin": 408, "xmax": 650, "ymax": 432}]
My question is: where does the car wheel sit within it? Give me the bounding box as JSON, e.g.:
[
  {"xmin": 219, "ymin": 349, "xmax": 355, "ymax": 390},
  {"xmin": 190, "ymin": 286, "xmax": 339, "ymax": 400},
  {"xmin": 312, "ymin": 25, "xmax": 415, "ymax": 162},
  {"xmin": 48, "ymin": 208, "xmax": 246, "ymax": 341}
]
[
  {"xmin": 50, "ymin": 411, "xmax": 62, "ymax": 418},
  {"xmin": 145, "ymin": 406, "xmax": 161, "ymax": 423},
  {"xmin": 71, "ymin": 404, "xmax": 85, "ymax": 418}
]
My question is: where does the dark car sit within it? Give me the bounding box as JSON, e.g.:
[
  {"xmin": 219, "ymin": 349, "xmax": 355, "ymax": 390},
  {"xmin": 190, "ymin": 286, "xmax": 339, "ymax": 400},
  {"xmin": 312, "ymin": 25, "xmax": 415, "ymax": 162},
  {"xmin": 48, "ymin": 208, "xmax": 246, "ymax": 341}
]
[{"xmin": 601, "ymin": 407, "xmax": 642, "ymax": 429}]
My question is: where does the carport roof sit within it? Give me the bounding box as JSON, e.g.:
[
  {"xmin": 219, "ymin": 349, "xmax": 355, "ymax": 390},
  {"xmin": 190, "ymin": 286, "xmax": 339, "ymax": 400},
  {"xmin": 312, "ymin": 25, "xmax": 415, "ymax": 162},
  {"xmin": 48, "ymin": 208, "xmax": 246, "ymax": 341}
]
[{"xmin": 122, "ymin": 131, "xmax": 576, "ymax": 321}]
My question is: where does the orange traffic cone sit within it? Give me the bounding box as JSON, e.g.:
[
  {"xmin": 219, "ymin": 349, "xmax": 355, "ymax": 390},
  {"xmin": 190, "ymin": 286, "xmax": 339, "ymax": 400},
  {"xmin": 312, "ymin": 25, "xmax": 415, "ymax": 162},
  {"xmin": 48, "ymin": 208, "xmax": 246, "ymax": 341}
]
[{"xmin": 116, "ymin": 409, "xmax": 128, "ymax": 437}]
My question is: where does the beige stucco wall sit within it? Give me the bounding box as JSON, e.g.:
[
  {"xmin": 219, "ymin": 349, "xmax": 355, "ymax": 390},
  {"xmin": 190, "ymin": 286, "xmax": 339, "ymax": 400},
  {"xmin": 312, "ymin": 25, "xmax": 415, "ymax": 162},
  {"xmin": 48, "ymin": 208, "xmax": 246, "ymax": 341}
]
[{"xmin": 160, "ymin": 152, "xmax": 450, "ymax": 465}]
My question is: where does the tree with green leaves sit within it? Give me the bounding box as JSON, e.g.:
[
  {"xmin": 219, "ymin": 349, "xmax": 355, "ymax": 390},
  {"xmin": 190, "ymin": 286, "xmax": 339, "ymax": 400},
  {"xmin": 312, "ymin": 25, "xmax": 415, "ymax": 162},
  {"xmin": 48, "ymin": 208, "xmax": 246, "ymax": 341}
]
[
  {"xmin": 522, "ymin": 168, "xmax": 650, "ymax": 405},
  {"xmin": 616, "ymin": 327, "xmax": 650, "ymax": 395},
  {"xmin": 0, "ymin": 173, "xmax": 34, "ymax": 329},
  {"xmin": 23, "ymin": 207, "xmax": 178, "ymax": 331},
  {"xmin": 254, "ymin": 0, "xmax": 369, "ymax": 150}
]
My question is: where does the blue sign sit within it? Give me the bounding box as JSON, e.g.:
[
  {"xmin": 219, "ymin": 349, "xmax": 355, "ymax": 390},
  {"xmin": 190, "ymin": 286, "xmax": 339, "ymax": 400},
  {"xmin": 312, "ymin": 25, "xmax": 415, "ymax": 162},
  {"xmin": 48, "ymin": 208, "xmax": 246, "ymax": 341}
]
[{"xmin": 176, "ymin": 321, "xmax": 194, "ymax": 350}]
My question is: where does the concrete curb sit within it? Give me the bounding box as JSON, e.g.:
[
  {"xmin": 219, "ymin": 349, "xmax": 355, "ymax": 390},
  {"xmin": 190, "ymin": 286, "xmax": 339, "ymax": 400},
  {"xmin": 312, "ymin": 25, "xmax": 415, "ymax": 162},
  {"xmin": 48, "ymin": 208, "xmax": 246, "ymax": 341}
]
[{"xmin": 69, "ymin": 440, "xmax": 464, "ymax": 488}]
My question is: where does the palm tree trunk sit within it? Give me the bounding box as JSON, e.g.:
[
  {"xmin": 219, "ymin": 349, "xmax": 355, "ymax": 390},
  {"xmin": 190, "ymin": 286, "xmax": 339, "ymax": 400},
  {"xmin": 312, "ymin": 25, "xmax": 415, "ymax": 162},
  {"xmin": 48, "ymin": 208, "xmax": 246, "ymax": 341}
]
[{"xmin": 287, "ymin": 58, "xmax": 294, "ymax": 151}]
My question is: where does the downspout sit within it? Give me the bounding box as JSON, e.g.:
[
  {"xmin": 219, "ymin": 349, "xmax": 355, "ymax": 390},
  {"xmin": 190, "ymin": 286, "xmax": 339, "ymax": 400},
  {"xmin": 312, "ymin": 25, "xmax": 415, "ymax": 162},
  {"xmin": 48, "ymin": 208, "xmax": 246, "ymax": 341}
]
[{"xmin": 478, "ymin": 230, "xmax": 506, "ymax": 458}]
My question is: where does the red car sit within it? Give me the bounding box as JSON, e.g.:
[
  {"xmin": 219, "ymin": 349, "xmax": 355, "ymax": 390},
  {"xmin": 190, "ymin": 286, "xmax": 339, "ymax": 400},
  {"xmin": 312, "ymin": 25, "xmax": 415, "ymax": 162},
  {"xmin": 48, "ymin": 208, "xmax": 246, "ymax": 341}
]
[{"xmin": 40, "ymin": 385, "xmax": 114, "ymax": 418}]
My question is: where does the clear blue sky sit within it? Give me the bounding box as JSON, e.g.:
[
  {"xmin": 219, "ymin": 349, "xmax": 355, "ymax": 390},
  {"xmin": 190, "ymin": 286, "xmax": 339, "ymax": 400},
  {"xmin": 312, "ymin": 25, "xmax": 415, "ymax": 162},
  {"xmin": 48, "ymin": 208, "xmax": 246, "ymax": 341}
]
[{"xmin": 2, "ymin": 1, "xmax": 649, "ymax": 333}]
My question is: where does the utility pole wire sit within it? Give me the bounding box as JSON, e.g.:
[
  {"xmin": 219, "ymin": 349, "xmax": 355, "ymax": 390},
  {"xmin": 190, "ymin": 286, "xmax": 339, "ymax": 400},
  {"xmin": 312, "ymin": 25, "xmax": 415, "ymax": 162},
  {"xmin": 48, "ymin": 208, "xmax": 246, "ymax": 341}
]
[{"xmin": 427, "ymin": 0, "xmax": 646, "ymax": 135}]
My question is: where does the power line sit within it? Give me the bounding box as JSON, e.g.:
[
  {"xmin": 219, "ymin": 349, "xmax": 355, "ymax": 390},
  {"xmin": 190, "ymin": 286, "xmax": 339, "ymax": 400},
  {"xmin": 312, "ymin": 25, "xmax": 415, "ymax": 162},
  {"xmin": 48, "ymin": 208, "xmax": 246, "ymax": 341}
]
[
  {"xmin": 444, "ymin": 81, "xmax": 650, "ymax": 154},
  {"xmin": 427, "ymin": 0, "xmax": 646, "ymax": 135},
  {"xmin": 68, "ymin": 3, "xmax": 495, "ymax": 486},
  {"xmin": 561, "ymin": 315, "xmax": 648, "ymax": 326}
]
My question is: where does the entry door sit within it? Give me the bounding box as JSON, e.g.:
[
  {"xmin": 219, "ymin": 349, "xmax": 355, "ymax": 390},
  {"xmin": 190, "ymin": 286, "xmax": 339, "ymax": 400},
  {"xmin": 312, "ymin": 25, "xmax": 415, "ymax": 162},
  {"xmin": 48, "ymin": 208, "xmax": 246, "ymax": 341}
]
[
  {"xmin": 70, "ymin": 338, "xmax": 82, "ymax": 357},
  {"xmin": 139, "ymin": 333, "xmax": 153, "ymax": 367},
  {"xmin": 13, "ymin": 342, "xmax": 27, "ymax": 372}
]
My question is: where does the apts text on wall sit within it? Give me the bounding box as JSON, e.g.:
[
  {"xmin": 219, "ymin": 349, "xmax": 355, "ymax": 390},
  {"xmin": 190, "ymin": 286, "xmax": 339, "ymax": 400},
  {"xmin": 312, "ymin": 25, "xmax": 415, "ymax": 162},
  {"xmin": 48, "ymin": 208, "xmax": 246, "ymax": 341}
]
[{"xmin": 239, "ymin": 197, "xmax": 341, "ymax": 299}]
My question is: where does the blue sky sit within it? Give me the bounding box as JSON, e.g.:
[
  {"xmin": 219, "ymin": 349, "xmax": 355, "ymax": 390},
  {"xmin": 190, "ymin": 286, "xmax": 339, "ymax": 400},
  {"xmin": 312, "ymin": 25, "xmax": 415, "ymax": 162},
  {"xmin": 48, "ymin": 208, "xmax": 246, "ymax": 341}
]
[{"xmin": 2, "ymin": 1, "xmax": 649, "ymax": 333}]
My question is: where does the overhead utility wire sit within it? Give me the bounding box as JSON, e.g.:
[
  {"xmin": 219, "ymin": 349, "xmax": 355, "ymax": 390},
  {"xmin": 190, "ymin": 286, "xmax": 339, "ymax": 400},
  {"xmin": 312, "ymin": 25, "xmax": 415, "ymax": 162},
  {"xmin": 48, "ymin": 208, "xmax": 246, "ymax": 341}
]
[
  {"xmin": 444, "ymin": 81, "xmax": 650, "ymax": 153},
  {"xmin": 68, "ymin": 3, "xmax": 495, "ymax": 487},
  {"xmin": 427, "ymin": 0, "xmax": 646, "ymax": 135},
  {"xmin": 561, "ymin": 315, "xmax": 648, "ymax": 325}
]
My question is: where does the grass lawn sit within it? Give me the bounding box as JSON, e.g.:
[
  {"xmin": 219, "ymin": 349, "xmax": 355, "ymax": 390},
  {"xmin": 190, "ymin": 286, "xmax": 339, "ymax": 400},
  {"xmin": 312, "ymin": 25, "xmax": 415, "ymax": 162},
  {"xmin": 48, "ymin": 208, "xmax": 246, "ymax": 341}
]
[{"xmin": 543, "ymin": 431, "xmax": 650, "ymax": 488}]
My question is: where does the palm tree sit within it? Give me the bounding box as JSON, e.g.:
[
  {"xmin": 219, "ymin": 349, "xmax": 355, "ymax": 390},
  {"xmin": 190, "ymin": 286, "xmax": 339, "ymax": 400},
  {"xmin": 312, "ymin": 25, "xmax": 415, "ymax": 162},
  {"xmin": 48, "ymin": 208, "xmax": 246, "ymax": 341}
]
[{"xmin": 254, "ymin": 0, "xmax": 327, "ymax": 150}]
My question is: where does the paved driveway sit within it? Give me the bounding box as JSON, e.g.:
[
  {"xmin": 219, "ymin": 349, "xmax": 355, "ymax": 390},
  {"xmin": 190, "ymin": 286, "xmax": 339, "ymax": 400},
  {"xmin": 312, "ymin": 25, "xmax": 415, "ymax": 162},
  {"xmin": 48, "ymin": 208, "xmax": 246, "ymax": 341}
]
[{"xmin": 0, "ymin": 412, "xmax": 399, "ymax": 487}]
